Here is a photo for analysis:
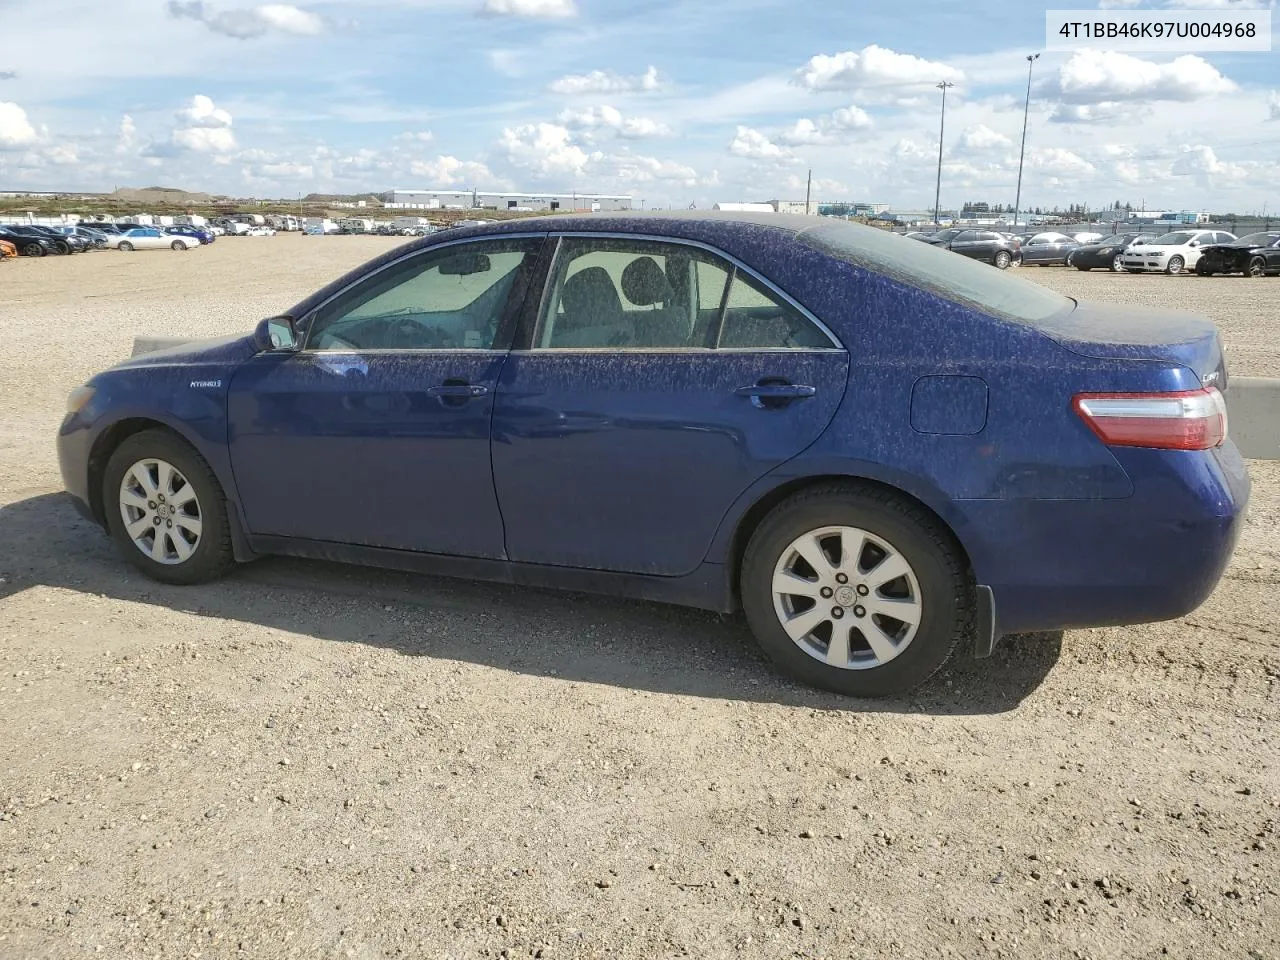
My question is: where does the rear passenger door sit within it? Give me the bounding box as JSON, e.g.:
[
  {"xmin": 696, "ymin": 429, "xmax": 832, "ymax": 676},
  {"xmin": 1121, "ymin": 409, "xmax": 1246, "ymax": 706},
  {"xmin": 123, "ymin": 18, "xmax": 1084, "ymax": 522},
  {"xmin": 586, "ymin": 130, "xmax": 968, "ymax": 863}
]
[
  {"xmin": 490, "ymin": 235, "xmax": 850, "ymax": 576},
  {"xmin": 947, "ymin": 231, "xmax": 987, "ymax": 260}
]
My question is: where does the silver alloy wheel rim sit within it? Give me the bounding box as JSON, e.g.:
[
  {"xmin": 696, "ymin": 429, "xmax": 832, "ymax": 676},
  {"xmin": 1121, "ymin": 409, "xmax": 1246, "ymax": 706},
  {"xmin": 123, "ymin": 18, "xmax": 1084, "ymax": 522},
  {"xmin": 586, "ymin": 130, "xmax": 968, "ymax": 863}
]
[
  {"xmin": 119, "ymin": 458, "xmax": 203, "ymax": 565},
  {"xmin": 1112, "ymin": 255, "xmax": 1123, "ymax": 271},
  {"xmin": 772, "ymin": 525, "xmax": 923, "ymax": 671}
]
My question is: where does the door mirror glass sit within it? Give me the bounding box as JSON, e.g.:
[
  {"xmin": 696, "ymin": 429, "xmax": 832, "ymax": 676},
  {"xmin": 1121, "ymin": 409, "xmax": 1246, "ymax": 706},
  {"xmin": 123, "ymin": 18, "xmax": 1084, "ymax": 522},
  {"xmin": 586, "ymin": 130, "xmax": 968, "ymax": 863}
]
[{"xmin": 255, "ymin": 315, "xmax": 298, "ymax": 352}]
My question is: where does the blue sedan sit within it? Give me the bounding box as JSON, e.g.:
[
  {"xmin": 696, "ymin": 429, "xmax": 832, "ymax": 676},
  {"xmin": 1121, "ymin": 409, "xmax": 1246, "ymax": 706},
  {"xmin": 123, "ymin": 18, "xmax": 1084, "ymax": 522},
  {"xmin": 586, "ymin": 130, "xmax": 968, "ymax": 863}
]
[
  {"xmin": 56, "ymin": 213, "xmax": 1249, "ymax": 697},
  {"xmin": 164, "ymin": 225, "xmax": 215, "ymax": 244}
]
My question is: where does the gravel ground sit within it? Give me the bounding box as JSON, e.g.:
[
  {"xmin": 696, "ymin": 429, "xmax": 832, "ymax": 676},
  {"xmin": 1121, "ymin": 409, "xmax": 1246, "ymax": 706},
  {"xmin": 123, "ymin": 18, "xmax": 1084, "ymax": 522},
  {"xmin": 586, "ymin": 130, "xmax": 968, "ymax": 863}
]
[{"xmin": 1, "ymin": 236, "xmax": 1277, "ymax": 960}]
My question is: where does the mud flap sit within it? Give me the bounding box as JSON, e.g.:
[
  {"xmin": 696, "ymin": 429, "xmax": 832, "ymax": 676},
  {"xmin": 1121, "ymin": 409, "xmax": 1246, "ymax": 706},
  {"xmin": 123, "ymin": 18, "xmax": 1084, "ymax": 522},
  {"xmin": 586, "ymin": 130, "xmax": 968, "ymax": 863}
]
[{"xmin": 973, "ymin": 584, "xmax": 998, "ymax": 658}]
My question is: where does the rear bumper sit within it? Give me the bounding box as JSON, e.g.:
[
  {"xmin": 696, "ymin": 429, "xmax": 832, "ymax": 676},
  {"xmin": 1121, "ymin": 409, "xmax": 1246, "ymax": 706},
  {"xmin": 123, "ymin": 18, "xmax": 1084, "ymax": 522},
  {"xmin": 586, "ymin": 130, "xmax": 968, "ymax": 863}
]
[{"xmin": 959, "ymin": 443, "xmax": 1250, "ymax": 636}]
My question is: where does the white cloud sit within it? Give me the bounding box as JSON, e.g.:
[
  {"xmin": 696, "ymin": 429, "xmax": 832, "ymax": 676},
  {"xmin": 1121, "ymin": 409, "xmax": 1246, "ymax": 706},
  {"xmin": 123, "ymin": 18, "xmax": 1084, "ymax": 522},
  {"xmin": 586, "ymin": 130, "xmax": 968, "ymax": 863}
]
[
  {"xmin": 777, "ymin": 104, "xmax": 871, "ymax": 145},
  {"xmin": 498, "ymin": 123, "xmax": 601, "ymax": 178},
  {"xmin": 395, "ymin": 130, "xmax": 435, "ymax": 143},
  {"xmin": 957, "ymin": 123, "xmax": 1012, "ymax": 150},
  {"xmin": 0, "ymin": 71, "xmax": 15, "ymax": 81},
  {"xmin": 116, "ymin": 115, "xmax": 137, "ymax": 154},
  {"xmin": 166, "ymin": 1, "xmax": 325, "ymax": 38},
  {"xmin": 1270, "ymin": 91, "xmax": 1280, "ymax": 121},
  {"xmin": 1049, "ymin": 101, "xmax": 1144, "ymax": 124},
  {"xmin": 556, "ymin": 105, "xmax": 671, "ymax": 139},
  {"xmin": 783, "ymin": 173, "xmax": 850, "ymax": 196},
  {"xmin": 1044, "ymin": 51, "xmax": 1235, "ymax": 104},
  {"xmin": 178, "ymin": 94, "xmax": 233, "ymax": 129},
  {"xmin": 728, "ymin": 126, "xmax": 791, "ymax": 160},
  {"xmin": 480, "ymin": 0, "xmax": 577, "ymax": 18},
  {"xmin": 0, "ymin": 101, "xmax": 38, "ymax": 149},
  {"xmin": 607, "ymin": 153, "xmax": 699, "ymax": 187},
  {"xmin": 893, "ymin": 137, "xmax": 934, "ymax": 161},
  {"xmin": 794, "ymin": 45, "xmax": 962, "ymax": 91},
  {"xmin": 408, "ymin": 155, "xmax": 499, "ymax": 187},
  {"xmin": 1029, "ymin": 147, "xmax": 1095, "ymax": 178},
  {"xmin": 173, "ymin": 126, "xmax": 237, "ymax": 153},
  {"xmin": 549, "ymin": 65, "xmax": 661, "ymax": 95},
  {"xmin": 1171, "ymin": 144, "xmax": 1248, "ymax": 181}
]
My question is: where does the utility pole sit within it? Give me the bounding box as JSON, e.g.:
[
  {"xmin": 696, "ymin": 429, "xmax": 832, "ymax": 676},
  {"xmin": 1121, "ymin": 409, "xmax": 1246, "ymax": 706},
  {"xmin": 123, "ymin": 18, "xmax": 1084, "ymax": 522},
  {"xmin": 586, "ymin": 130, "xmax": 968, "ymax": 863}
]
[
  {"xmin": 805, "ymin": 169, "xmax": 812, "ymax": 216},
  {"xmin": 1012, "ymin": 53, "xmax": 1040, "ymax": 230},
  {"xmin": 933, "ymin": 81, "xmax": 954, "ymax": 227}
]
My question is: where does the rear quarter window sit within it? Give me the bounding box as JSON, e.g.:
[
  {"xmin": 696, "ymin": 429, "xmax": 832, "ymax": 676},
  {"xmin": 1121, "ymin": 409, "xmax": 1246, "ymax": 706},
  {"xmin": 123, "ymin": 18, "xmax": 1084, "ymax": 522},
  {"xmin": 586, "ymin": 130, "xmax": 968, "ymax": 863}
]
[{"xmin": 797, "ymin": 220, "xmax": 1071, "ymax": 324}]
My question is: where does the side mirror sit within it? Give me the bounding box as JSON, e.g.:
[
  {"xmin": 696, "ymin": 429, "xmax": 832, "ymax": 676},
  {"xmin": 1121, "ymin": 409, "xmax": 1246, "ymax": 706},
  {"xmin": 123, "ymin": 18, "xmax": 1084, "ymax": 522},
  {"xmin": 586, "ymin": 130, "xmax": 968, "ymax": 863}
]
[
  {"xmin": 254, "ymin": 315, "xmax": 299, "ymax": 352},
  {"xmin": 1189, "ymin": 240, "xmax": 1199, "ymax": 247}
]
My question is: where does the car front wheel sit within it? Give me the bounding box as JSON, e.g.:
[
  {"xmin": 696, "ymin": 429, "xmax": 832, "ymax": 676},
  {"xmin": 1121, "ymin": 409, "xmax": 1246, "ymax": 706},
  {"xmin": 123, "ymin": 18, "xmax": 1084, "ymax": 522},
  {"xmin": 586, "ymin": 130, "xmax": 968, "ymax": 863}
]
[
  {"xmin": 103, "ymin": 430, "xmax": 235, "ymax": 585},
  {"xmin": 740, "ymin": 485, "xmax": 970, "ymax": 697},
  {"xmin": 1111, "ymin": 254, "xmax": 1124, "ymax": 272},
  {"xmin": 1247, "ymin": 256, "xmax": 1267, "ymax": 278},
  {"xmin": 23, "ymin": 243, "xmax": 45, "ymax": 257},
  {"xmin": 1165, "ymin": 255, "xmax": 1185, "ymax": 275}
]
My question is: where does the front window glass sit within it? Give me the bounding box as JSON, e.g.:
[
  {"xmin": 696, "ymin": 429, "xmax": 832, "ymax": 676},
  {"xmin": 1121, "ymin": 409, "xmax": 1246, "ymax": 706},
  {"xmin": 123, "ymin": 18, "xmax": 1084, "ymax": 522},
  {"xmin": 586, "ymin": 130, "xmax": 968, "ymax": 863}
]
[
  {"xmin": 307, "ymin": 238, "xmax": 539, "ymax": 350},
  {"xmin": 798, "ymin": 219, "xmax": 1070, "ymax": 324}
]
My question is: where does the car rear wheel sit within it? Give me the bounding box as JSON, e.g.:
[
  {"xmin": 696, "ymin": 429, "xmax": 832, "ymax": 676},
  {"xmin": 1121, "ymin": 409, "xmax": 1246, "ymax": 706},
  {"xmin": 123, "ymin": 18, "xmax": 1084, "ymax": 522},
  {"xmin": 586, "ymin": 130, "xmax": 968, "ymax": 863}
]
[
  {"xmin": 1247, "ymin": 256, "xmax": 1267, "ymax": 278},
  {"xmin": 1165, "ymin": 255, "xmax": 1185, "ymax": 275},
  {"xmin": 118, "ymin": 241, "xmax": 134, "ymax": 252},
  {"xmin": 104, "ymin": 430, "xmax": 234, "ymax": 585},
  {"xmin": 171, "ymin": 240, "xmax": 188, "ymax": 251},
  {"xmin": 993, "ymin": 250, "xmax": 1011, "ymax": 269},
  {"xmin": 740, "ymin": 485, "xmax": 970, "ymax": 698}
]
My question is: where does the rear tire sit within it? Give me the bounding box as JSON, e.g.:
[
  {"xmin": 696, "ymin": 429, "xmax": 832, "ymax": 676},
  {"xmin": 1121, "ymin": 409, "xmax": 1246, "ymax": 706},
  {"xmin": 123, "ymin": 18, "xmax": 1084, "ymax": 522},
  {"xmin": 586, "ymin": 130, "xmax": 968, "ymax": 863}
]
[
  {"xmin": 993, "ymin": 250, "xmax": 1011, "ymax": 269},
  {"xmin": 1165, "ymin": 255, "xmax": 1185, "ymax": 275},
  {"xmin": 118, "ymin": 241, "xmax": 134, "ymax": 252},
  {"xmin": 740, "ymin": 485, "xmax": 971, "ymax": 698},
  {"xmin": 103, "ymin": 429, "xmax": 235, "ymax": 585},
  {"xmin": 171, "ymin": 240, "xmax": 188, "ymax": 251}
]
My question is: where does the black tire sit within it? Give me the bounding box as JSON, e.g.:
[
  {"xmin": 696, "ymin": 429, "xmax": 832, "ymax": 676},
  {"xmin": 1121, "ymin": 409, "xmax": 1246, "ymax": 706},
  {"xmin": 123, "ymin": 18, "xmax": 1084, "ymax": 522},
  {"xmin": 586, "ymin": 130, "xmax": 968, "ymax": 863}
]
[
  {"xmin": 1165, "ymin": 255, "xmax": 1184, "ymax": 275},
  {"xmin": 171, "ymin": 239, "xmax": 188, "ymax": 251},
  {"xmin": 54, "ymin": 241, "xmax": 72, "ymax": 255},
  {"xmin": 23, "ymin": 243, "xmax": 45, "ymax": 257},
  {"xmin": 118, "ymin": 241, "xmax": 133, "ymax": 252},
  {"xmin": 103, "ymin": 429, "xmax": 235, "ymax": 585},
  {"xmin": 1195, "ymin": 263, "xmax": 1213, "ymax": 276},
  {"xmin": 1065, "ymin": 252, "xmax": 1074, "ymax": 268},
  {"xmin": 1111, "ymin": 254, "xmax": 1124, "ymax": 272},
  {"xmin": 1247, "ymin": 256, "xmax": 1266, "ymax": 278},
  {"xmin": 740, "ymin": 484, "xmax": 972, "ymax": 698},
  {"xmin": 993, "ymin": 250, "xmax": 1012, "ymax": 269}
]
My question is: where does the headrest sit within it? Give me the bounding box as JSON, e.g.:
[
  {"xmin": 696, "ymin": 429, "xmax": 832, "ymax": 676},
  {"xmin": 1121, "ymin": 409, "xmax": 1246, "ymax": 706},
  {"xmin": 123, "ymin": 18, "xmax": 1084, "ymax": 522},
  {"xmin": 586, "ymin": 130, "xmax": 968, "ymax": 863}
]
[
  {"xmin": 560, "ymin": 266, "xmax": 624, "ymax": 328},
  {"xmin": 620, "ymin": 256, "xmax": 674, "ymax": 307}
]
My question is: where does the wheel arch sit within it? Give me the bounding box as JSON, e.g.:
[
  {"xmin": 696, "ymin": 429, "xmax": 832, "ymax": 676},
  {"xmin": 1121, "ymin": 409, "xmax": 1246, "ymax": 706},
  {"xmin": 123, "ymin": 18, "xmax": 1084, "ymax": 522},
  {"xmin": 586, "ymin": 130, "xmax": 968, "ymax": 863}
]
[
  {"xmin": 87, "ymin": 418, "xmax": 184, "ymax": 524},
  {"xmin": 723, "ymin": 473, "xmax": 976, "ymax": 608}
]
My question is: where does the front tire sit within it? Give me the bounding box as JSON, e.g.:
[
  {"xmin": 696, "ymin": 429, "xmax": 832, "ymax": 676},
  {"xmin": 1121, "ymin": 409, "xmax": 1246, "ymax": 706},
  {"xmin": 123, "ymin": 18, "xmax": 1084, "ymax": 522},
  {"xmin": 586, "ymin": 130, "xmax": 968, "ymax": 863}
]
[
  {"xmin": 740, "ymin": 485, "xmax": 971, "ymax": 698},
  {"xmin": 1247, "ymin": 256, "xmax": 1266, "ymax": 278},
  {"xmin": 993, "ymin": 250, "xmax": 1011, "ymax": 269},
  {"xmin": 1111, "ymin": 254, "xmax": 1124, "ymax": 272},
  {"xmin": 171, "ymin": 239, "xmax": 188, "ymax": 251},
  {"xmin": 23, "ymin": 243, "xmax": 45, "ymax": 257},
  {"xmin": 1165, "ymin": 255, "xmax": 1185, "ymax": 275},
  {"xmin": 103, "ymin": 430, "xmax": 234, "ymax": 585}
]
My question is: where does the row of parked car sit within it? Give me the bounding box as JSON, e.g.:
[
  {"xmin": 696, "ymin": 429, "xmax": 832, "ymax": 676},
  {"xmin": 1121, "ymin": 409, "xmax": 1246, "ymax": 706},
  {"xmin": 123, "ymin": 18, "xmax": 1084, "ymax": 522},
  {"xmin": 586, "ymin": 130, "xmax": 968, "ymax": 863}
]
[
  {"xmin": 905, "ymin": 227, "xmax": 1280, "ymax": 277},
  {"xmin": 0, "ymin": 220, "xmax": 222, "ymax": 258}
]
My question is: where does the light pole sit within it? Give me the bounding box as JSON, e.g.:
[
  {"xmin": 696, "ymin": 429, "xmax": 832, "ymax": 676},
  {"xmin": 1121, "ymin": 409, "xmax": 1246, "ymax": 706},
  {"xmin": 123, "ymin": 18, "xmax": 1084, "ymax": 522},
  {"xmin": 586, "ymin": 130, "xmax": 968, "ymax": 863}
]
[
  {"xmin": 1012, "ymin": 53, "xmax": 1040, "ymax": 229},
  {"xmin": 933, "ymin": 81, "xmax": 954, "ymax": 227}
]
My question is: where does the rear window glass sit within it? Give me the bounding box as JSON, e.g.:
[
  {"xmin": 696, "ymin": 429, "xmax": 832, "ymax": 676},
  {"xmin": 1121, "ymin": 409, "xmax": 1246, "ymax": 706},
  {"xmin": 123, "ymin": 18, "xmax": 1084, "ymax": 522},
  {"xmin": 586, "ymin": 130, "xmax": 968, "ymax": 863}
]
[
  {"xmin": 797, "ymin": 220, "xmax": 1072, "ymax": 324},
  {"xmin": 1238, "ymin": 233, "xmax": 1280, "ymax": 246}
]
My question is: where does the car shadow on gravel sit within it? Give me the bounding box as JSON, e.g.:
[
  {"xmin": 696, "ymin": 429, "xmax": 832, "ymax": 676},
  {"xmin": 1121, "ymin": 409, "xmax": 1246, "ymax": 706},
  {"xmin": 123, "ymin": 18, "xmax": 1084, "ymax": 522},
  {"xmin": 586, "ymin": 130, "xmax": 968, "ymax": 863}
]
[{"xmin": 1, "ymin": 493, "xmax": 1062, "ymax": 715}]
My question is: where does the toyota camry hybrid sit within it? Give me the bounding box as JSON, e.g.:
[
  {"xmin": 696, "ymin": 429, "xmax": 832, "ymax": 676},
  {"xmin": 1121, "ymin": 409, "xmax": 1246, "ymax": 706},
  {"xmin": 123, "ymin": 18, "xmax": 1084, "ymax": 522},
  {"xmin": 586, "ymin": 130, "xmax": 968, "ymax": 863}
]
[{"xmin": 56, "ymin": 213, "xmax": 1250, "ymax": 697}]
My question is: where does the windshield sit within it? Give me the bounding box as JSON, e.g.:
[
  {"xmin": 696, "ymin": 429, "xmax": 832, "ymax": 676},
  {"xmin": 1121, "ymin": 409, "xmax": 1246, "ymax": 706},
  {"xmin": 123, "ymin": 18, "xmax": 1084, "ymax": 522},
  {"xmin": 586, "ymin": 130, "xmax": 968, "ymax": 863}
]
[
  {"xmin": 1152, "ymin": 232, "xmax": 1195, "ymax": 245},
  {"xmin": 1238, "ymin": 233, "xmax": 1280, "ymax": 246},
  {"xmin": 799, "ymin": 220, "xmax": 1072, "ymax": 324}
]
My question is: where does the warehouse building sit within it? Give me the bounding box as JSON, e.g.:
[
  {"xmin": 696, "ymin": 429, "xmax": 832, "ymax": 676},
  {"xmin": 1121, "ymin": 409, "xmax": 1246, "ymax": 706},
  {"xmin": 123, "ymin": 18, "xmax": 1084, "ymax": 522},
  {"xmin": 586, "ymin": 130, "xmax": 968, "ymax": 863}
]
[{"xmin": 387, "ymin": 190, "xmax": 632, "ymax": 212}]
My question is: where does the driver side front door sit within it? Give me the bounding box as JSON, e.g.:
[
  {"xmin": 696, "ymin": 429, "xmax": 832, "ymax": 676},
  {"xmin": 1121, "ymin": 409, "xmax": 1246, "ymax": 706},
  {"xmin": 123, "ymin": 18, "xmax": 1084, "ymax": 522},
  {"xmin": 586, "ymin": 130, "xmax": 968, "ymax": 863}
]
[{"xmin": 228, "ymin": 235, "xmax": 545, "ymax": 557}]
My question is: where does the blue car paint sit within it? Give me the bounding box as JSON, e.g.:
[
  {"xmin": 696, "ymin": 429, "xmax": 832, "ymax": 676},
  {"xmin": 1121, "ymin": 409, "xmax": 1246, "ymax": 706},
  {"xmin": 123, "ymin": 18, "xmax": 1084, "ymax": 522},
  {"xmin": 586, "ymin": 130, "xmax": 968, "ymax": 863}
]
[
  {"xmin": 57, "ymin": 213, "xmax": 1250, "ymax": 644},
  {"xmin": 165, "ymin": 226, "xmax": 215, "ymax": 244}
]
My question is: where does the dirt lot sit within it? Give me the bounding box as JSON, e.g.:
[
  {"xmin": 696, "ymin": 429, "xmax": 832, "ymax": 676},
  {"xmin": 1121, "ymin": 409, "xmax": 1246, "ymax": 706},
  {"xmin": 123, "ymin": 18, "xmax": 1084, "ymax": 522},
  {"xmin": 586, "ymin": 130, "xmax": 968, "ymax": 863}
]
[{"xmin": 1, "ymin": 236, "xmax": 1277, "ymax": 959}]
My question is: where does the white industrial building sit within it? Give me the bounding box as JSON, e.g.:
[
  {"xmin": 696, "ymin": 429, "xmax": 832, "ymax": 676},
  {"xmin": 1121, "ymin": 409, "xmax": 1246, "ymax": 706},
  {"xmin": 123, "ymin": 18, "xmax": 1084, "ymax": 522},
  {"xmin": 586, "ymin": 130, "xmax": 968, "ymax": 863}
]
[{"xmin": 387, "ymin": 190, "xmax": 632, "ymax": 213}]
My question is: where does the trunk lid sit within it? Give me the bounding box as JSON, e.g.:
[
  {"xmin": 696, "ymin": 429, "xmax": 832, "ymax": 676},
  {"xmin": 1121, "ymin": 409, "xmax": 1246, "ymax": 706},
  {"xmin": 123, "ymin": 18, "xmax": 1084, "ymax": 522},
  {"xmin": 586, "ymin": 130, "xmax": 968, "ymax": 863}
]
[{"xmin": 1031, "ymin": 300, "xmax": 1227, "ymax": 388}]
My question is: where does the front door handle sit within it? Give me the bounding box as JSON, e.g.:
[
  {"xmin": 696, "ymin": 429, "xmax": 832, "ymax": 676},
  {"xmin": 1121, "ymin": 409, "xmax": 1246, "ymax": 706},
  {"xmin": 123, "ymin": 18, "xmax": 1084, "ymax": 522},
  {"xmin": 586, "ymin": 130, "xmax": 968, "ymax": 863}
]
[
  {"xmin": 427, "ymin": 383, "xmax": 489, "ymax": 398},
  {"xmin": 734, "ymin": 382, "xmax": 817, "ymax": 409}
]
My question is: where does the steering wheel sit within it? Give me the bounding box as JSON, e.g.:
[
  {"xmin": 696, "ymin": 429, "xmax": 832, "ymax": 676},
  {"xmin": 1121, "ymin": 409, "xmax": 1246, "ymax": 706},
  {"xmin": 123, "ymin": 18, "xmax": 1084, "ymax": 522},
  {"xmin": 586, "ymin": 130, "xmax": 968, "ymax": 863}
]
[{"xmin": 387, "ymin": 316, "xmax": 456, "ymax": 349}]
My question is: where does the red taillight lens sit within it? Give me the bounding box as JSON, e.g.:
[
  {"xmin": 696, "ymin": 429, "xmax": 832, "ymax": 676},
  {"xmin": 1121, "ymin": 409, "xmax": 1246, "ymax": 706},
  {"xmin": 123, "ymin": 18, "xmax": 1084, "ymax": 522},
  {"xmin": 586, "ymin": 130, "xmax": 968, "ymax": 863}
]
[{"xmin": 1073, "ymin": 387, "xmax": 1228, "ymax": 451}]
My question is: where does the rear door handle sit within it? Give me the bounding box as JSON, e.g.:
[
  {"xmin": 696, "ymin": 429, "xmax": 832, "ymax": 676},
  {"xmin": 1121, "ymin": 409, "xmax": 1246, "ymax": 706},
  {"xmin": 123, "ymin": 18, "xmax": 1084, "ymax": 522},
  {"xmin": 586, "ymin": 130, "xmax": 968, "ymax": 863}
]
[
  {"xmin": 734, "ymin": 382, "xmax": 816, "ymax": 409},
  {"xmin": 427, "ymin": 383, "xmax": 489, "ymax": 398}
]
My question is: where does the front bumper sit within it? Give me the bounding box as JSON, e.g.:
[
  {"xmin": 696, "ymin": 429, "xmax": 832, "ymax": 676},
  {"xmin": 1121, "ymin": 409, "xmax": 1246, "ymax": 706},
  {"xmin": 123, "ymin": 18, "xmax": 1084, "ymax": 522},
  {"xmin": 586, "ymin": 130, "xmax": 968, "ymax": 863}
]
[
  {"xmin": 957, "ymin": 443, "xmax": 1250, "ymax": 636},
  {"xmin": 1120, "ymin": 256, "xmax": 1171, "ymax": 272}
]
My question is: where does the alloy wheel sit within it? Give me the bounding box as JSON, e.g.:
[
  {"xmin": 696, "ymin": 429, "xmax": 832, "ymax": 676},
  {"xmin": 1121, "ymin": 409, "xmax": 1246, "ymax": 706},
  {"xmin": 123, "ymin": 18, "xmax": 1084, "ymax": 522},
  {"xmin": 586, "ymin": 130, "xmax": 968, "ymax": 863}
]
[
  {"xmin": 1111, "ymin": 254, "xmax": 1124, "ymax": 272},
  {"xmin": 118, "ymin": 458, "xmax": 203, "ymax": 564},
  {"xmin": 771, "ymin": 525, "xmax": 922, "ymax": 670}
]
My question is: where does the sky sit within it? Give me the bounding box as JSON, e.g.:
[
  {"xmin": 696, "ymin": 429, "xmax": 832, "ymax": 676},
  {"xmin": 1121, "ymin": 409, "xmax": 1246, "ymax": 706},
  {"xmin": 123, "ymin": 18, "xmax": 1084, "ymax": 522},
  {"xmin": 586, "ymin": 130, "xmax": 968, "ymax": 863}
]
[{"xmin": 0, "ymin": 0, "xmax": 1277, "ymax": 212}]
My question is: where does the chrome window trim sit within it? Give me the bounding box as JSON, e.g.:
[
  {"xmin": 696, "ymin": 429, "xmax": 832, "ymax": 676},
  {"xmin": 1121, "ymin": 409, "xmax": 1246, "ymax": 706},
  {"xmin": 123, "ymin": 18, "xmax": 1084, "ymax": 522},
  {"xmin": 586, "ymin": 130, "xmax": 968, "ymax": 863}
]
[
  {"xmin": 507, "ymin": 347, "xmax": 844, "ymax": 356},
  {"xmin": 297, "ymin": 232, "xmax": 549, "ymax": 353},
  {"xmin": 299, "ymin": 348, "xmax": 508, "ymax": 356},
  {"xmin": 534, "ymin": 231, "xmax": 845, "ymax": 352}
]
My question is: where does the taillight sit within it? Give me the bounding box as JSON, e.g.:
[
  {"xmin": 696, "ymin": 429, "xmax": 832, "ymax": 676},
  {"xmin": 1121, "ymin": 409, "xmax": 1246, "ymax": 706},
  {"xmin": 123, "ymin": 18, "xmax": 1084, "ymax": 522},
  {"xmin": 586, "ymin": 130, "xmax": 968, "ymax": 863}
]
[{"xmin": 1072, "ymin": 387, "xmax": 1228, "ymax": 451}]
